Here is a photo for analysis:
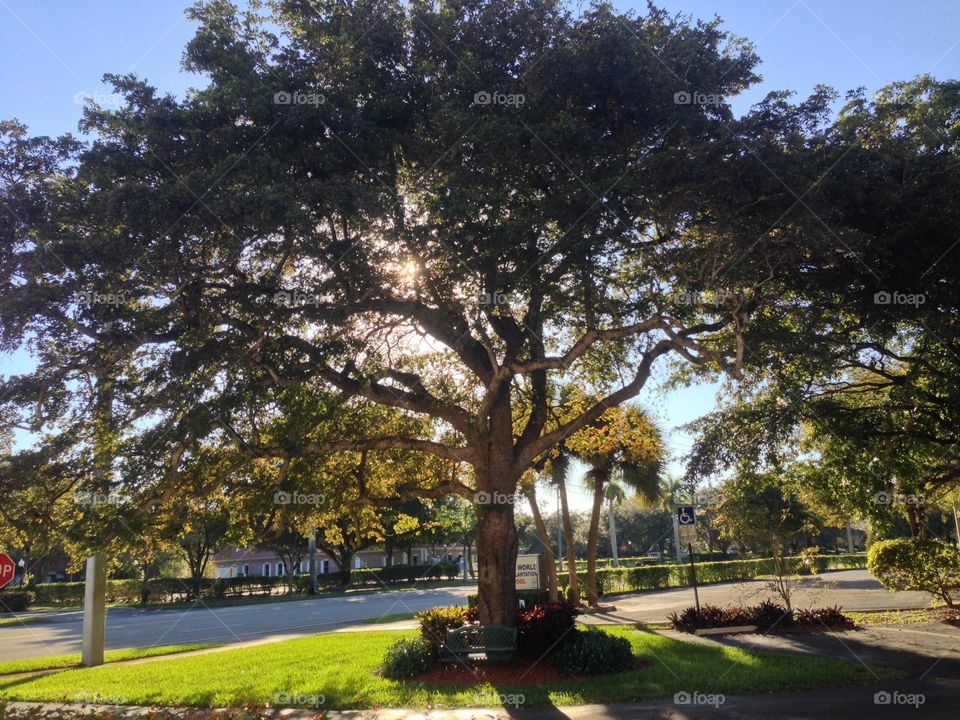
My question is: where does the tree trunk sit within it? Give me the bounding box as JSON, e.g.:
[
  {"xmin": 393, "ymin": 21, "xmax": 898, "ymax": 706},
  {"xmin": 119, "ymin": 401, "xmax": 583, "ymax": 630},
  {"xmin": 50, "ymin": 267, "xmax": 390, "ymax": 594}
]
[
  {"xmin": 586, "ymin": 472, "xmax": 607, "ymax": 606},
  {"xmin": 476, "ymin": 503, "xmax": 518, "ymax": 625},
  {"xmin": 340, "ymin": 548, "xmax": 353, "ymax": 587},
  {"xmin": 526, "ymin": 488, "xmax": 558, "ymax": 603},
  {"xmin": 558, "ymin": 476, "xmax": 579, "ymax": 604}
]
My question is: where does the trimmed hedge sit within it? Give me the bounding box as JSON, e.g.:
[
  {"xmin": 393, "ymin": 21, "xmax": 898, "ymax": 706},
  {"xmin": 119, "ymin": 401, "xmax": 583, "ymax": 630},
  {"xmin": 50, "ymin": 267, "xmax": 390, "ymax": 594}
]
[
  {"xmin": 23, "ymin": 561, "xmax": 463, "ymax": 607},
  {"xmin": 558, "ymin": 553, "xmax": 867, "ymax": 599},
  {"xmin": 0, "ymin": 591, "xmax": 35, "ymax": 612}
]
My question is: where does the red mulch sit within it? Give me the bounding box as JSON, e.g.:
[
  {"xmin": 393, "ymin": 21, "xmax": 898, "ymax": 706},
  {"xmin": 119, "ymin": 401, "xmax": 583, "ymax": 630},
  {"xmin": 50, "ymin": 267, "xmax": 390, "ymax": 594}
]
[
  {"xmin": 417, "ymin": 659, "xmax": 571, "ymax": 685},
  {"xmin": 416, "ymin": 658, "xmax": 649, "ymax": 685}
]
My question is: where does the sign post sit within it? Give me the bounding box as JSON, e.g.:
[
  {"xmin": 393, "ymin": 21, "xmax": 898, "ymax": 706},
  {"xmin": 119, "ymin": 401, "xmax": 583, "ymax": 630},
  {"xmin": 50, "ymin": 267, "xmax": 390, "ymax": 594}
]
[
  {"xmin": 676, "ymin": 508, "xmax": 700, "ymax": 612},
  {"xmin": 81, "ymin": 554, "xmax": 107, "ymax": 667},
  {"xmin": 515, "ymin": 553, "xmax": 542, "ymax": 604},
  {"xmin": 0, "ymin": 553, "xmax": 15, "ymax": 590}
]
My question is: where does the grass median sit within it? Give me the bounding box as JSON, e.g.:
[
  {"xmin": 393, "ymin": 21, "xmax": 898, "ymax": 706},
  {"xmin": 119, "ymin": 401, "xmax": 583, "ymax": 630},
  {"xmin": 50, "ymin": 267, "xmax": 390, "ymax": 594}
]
[
  {"xmin": 0, "ymin": 644, "xmax": 217, "ymax": 676},
  {"xmin": 0, "ymin": 627, "xmax": 900, "ymax": 709}
]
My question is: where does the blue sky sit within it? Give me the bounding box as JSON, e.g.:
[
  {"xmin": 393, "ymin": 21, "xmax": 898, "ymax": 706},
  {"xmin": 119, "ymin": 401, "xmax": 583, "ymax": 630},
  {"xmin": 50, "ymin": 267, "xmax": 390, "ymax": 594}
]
[{"xmin": 2, "ymin": 0, "xmax": 958, "ymax": 509}]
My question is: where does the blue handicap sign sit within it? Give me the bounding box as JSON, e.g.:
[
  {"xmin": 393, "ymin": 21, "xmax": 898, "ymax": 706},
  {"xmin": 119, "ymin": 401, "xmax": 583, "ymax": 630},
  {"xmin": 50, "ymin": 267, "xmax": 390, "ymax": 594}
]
[{"xmin": 677, "ymin": 506, "xmax": 696, "ymax": 525}]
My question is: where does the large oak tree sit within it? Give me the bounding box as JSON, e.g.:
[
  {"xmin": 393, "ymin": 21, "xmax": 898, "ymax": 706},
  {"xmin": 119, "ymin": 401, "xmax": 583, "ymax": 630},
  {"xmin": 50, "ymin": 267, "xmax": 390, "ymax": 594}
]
[{"xmin": 1, "ymin": 1, "xmax": 849, "ymax": 624}]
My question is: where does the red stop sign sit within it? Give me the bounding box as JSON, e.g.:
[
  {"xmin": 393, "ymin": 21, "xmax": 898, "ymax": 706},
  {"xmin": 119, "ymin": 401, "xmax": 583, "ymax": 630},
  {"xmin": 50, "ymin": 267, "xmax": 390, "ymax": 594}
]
[{"xmin": 0, "ymin": 553, "xmax": 15, "ymax": 590}]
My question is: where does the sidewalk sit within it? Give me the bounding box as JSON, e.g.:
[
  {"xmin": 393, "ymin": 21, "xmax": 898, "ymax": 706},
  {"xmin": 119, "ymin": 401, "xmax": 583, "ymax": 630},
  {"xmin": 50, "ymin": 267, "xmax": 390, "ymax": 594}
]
[{"xmin": 4, "ymin": 677, "xmax": 959, "ymax": 720}]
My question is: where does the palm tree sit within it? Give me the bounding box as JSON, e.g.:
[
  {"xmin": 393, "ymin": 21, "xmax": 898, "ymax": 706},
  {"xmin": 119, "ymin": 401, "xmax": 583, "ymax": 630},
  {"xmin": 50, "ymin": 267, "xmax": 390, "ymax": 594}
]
[
  {"xmin": 569, "ymin": 406, "xmax": 666, "ymax": 606},
  {"xmin": 550, "ymin": 451, "xmax": 580, "ymax": 604}
]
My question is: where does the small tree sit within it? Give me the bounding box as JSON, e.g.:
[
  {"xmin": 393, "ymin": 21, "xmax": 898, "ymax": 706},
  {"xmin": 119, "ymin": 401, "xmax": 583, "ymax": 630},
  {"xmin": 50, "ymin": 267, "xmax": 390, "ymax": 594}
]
[
  {"xmin": 715, "ymin": 475, "xmax": 821, "ymax": 610},
  {"xmin": 868, "ymin": 538, "xmax": 960, "ymax": 608}
]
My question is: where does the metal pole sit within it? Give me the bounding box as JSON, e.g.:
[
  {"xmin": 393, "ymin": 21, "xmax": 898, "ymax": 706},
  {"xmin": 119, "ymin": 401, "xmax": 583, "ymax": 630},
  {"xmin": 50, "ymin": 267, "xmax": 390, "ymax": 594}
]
[
  {"xmin": 672, "ymin": 511, "xmax": 682, "ymax": 563},
  {"xmin": 688, "ymin": 543, "xmax": 700, "ymax": 613},
  {"xmin": 608, "ymin": 495, "xmax": 619, "ymax": 567}
]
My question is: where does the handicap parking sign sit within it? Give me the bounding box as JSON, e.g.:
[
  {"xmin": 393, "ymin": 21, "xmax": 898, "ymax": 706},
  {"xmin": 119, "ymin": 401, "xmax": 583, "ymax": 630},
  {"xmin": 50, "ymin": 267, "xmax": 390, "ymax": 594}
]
[{"xmin": 677, "ymin": 506, "xmax": 696, "ymax": 525}]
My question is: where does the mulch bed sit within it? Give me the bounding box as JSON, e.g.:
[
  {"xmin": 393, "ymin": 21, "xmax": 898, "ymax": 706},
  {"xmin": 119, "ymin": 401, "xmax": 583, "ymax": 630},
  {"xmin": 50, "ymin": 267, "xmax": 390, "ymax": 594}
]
[
  {"xmin": 932, "ymin": 607, "xmax": 960, "ymax": 623},
  {"xmin": 416, "ymin": 658, "xmax": 649, "ymax": 685},
  {"xmin": 417, "ymin": 659, "xmax": 572, "ymax": 684}
]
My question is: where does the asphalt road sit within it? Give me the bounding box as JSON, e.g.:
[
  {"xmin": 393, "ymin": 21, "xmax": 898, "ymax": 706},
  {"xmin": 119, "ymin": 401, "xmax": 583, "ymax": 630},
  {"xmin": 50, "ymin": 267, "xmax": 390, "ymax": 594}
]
[
  {"xmin": 0, "ymin": 569, "xmax": 931, "ymax": 662},
  {"xmin": 0, "ymin": 585, "xmax": 475, "ymax": 662}
]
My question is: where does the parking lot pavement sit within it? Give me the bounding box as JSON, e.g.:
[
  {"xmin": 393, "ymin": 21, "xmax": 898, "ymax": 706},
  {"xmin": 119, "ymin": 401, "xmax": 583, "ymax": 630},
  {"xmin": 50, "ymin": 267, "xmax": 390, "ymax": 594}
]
[{"xmin": 583, "ymin": 569, "xmax": 932, "ymax": 624}]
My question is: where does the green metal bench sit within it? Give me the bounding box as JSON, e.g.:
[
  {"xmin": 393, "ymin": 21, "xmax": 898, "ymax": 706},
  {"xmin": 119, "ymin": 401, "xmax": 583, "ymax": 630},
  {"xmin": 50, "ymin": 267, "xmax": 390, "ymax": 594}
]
[{"xmin": 440, "ymin": 624, "xmax": 517, "ymax": 662}]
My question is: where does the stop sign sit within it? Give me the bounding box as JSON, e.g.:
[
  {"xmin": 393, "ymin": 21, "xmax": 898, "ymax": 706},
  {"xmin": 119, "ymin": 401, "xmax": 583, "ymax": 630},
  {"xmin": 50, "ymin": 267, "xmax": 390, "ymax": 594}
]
[{"xmin": 0, "ymin": 553, "xmax": 15, "ymax": 590}]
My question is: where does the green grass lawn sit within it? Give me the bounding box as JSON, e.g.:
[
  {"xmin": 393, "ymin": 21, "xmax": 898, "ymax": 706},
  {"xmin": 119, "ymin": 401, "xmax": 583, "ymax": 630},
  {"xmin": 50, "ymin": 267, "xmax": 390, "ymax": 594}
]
[
  {"xmin": 361, "ymin": 612, "xmax": 417, "ymax": 624},
  {"xmin": 848, "ymin": 607, "xmax": 958, "ymax": 626},
  {"xmin": 0, "ymin": 644, "xmax": 217, "ymax": 676},
  {"xmin": 0, "ymin": 616, "xmax": 47, "ymax": 627},
  {"xmin": 0, "ymin": 628, "xmax": 900, "ymax": 709}
]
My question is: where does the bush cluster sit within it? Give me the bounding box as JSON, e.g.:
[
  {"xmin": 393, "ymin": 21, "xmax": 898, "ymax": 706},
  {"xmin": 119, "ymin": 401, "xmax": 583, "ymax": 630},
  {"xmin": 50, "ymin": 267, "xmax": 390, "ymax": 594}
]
[
  {"xmin": 552, "ymin": 628, "xmax": 634, "ymax": 675},
  {"xmin": 517, "ymin": 602, "xmax": 579, "ymax": 657},
  {"xmin": 415, "ymin": 606, "xmax": 469, "ymax": 656},
  {"xmin": 0, "ymin": 591, "xmax": 35, "ymax": 612},
  {"xmin": 380, "ymin": 637, "xmax": 434, "ymax": 679},
  {"xmin": 868, "ymin": 538, "xmax": 960, "ymax": 607},
  {"xmin": 669, "ymin": 601, "xmax": 853, "ymax": 633}
]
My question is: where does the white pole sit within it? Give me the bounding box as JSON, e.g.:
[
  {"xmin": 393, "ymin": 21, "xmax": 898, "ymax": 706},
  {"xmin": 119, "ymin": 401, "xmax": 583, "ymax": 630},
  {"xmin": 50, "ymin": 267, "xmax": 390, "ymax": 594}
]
[
  {"xmin": 81, "ymin": 554, "xmax": 107, "ymax": 667},
  {"xmin": 608, "ymin": 495, "xmax": 619, "ymax": 567}
]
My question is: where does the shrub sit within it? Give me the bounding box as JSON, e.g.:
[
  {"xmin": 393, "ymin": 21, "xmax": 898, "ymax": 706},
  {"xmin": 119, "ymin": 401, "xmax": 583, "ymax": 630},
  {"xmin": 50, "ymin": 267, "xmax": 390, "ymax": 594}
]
[
  {"xmin": 750, "ymin": 600, "xmax": 792, "ymax": 632},
  {"xmin": 380, "ymin": 637, "xmax": 433, "ymax": 679},
  {"xmin": 552, "ymin": 629, "xmax": 634, "ymax": 675},
  {"xmin": 517, "ymin": 602, "xmax": 579, "ymax": 657},
  {"xmin": 868, "ymin": 538, "xmax": 960, "ymax": 607},
  {"xmin": 0, "ymin": 591, "xmax": 35, "ymax": 612},
  {"xmin": 799, "ymin": 546, "xmax": 822, "ymax": 575},
  {"xmin": 668, "ymin": 604, "xmax": 751, "ymax": 632},
  {"xmin": 793, "ymin": 606, "xmax": 854, "ymax": 630},
  {"xmin": 669, "ymin": 601, "xmax": 855, "ymax": 633},
  {"xmin": 416, "ymin": 605, "xmax": 469, "ymax": 655}
]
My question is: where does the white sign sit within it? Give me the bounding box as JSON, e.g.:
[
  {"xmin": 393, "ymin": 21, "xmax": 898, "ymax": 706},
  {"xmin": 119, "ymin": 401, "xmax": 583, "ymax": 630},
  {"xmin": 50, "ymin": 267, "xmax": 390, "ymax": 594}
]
[
  {"xmin": 515, "ymin": 554, "xmax": 541, "ymax": 590},
  {"xmin": 679, "ymin": 524, "xmax": 697, "ymax": 545}
]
